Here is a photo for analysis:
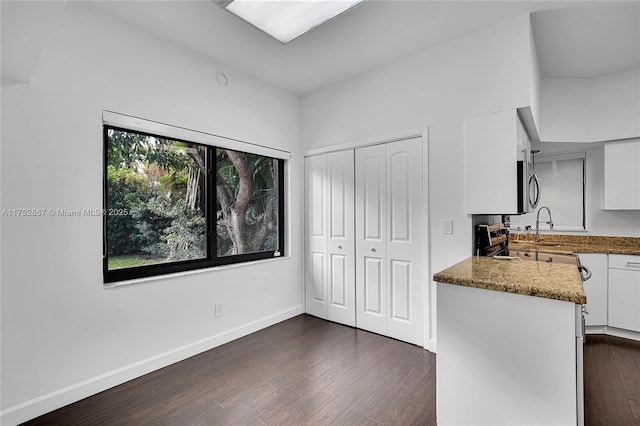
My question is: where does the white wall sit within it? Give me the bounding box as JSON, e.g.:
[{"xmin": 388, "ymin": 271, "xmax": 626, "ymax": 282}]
[
  {"xmin": 528, "ymin": 17, "xmax": 542, "ymax": 133},
  {"xmin": 0, "ymin": 2, "xmax": 303, "ymax": 424},
  {"xmin": 540, "ymin": 68, "xmax": 640, "ymax": 143},
  {"xmin": 302, "ymin": 14, "xmax": 535, "ymax": 350}
]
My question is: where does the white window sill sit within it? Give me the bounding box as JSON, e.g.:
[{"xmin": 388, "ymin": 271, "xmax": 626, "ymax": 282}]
[{"xmin": 104, "ymin": 255, "xmax": 291, "ymax": 289}]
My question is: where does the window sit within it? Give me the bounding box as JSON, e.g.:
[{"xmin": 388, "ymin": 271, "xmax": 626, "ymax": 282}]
[
  {"xmin": 510, "ymin": 152, "xmax": 586, "ymax": 231},
  {"xmin": 104, "ymin": 124, "xmax": 285, "ymax": 283}
]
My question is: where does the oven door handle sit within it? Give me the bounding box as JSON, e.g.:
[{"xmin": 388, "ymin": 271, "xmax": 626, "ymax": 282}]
[{"xmin": 578, "ymin": 265, "xmax": 592, "ymax": 282}]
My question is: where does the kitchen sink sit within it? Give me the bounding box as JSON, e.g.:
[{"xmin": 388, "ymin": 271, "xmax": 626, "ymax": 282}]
[
  {"xmin": 506, "ymin": 248, "xmax": 579, "ymax": 265},
  {"xmin": 508, "ymin": 240, "xmax": 580, "ymax": 253},
  {"xmin": 536, "ymin": 242, "xmax": 581, "ymax": 248}
]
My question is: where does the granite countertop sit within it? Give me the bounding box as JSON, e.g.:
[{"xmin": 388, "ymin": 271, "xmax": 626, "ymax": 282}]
[
  {"xmin": 433, "ymin": 256, "xmax": 586, "ymax": 304},
  {"xmin": 509, "ymin": 234, "xmax": 640, "ymax": 256}
]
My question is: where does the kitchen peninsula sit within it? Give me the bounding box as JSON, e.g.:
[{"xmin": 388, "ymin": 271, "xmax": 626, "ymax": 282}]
[{"xmin": 434, "ymin": 256, "xmax": 585, "ymax": 426}]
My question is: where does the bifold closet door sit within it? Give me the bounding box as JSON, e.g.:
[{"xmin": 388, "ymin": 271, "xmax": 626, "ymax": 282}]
[
  {"xmin": 305, "ymin": 155, "xmax": 328, "ymax": 319},
  {"xmin": 355, "ymin": 144, "xmax": 387, "ymax": 335},
  {"xmin": 305, "ymin": 151, "xmax": 355, "ymax": 326},
  {"xmin": 326, "ymin": 151, "xmax": 355, "ymax": 326},
  {"xmin": 355, "ymin": 138, "xmax": 423, "ymax": 345}
]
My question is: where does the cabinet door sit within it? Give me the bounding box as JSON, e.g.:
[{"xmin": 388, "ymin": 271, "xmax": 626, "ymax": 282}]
[
  {"xmin": 326, "ymin": 151, "xmax": 356, "ymax": 326},
  {"xmin": 305, "ymin": 155, "xmax": 328, "ymax": 319},
  {"xmin": 355, "ymin": 144, "xmax": 387, "ymax": 336},
  {"xmin": 604, "ymin": 139, "xmax": 640, "ymax": 210},
  {"xmin": 465, "ymin": 109, "xmax": 519, "ymax": 214},
  {"xmin": 608, "ymin": 266, "xmax": 640, "ymax": 332},
  {"xmin": 578, "ymin": 253, "xmax": 607, "ymax": 326}
]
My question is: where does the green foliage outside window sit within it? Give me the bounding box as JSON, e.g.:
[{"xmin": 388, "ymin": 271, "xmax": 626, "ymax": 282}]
[
  {"xmin": 106, "ymin": 129, "xmax": 206, "ymax": 269},
  {"xmin": 105, "ymin": 127, "xmax": 282, "ymax": 278}
]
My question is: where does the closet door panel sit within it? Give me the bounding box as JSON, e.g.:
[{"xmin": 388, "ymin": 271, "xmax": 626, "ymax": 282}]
[
  {"xmin": 310, "ymin": 252, "xmax": 326, "ymax": 302},
  {"xmin": 305, "ymin": 155, "xmax": 328, "ymax": 319},
  {"xmin": 363, "ymin": 156, "xmax": 384, "ymax": 241},
  {"xmin": 330, "ymin": 254, "xmax": 347, "ymax": 307},
  {"xmin": 386, "ymin": 138, "xmax": 423, "ymax": 345},
  {"xmin": 327, "ymin": 150, "xmax": 355, "ymax": 326},
  {"xmin": 390, "ymin": 259, "xmax": 411, "ymax": 321},
  {"xmin": 364, "ymin": 257, "xmax": 383, "ymax": 315},
  {"xmin": 356, "ymin": 145, "xmax": 387, "ymax": 335},
  {"xmin": 389, "ymin": 151, "xmax": 411, "ymax": 242}
]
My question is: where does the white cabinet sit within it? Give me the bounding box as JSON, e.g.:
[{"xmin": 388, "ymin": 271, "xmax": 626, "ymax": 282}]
[
  {"xmin": 578, "ymin": 253, "xmax": 608, "ymax": 326},
  {"xmin": 604, "ymin": 139, "xmax": 640, "ymax": 210},
  {"xmin": 465, "ymin": 108, "xmax": 531, "ymax": 214},
  {"xmin": 437, "ymin": 282, "xmax": 581, "ymax": 425},
  {"xmin": 608, "ymin": 254, "xmax": 640, "ymax": 332},
  {"xmin": 355, "ymin": 138, "xmax": 423, "ymax": 345},
  {"xmin": 305, "ymin": 150, "xmax": 355, "ymax": 326}
]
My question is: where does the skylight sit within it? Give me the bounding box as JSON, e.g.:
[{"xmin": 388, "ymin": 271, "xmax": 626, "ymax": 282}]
[{"xmin": 221, "ymin": 0, "xmax": 365, "ymax": 44}]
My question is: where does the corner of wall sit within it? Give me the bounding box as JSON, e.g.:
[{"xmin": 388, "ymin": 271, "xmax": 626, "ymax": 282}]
[{"xmin": 527, "ymin": 13, "xmax": 542, "ymax": 138}]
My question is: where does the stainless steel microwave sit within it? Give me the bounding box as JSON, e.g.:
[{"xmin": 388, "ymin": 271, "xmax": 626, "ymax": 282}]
[{"xmin": 517, "ymin": 160, "xmax": 540, "ymax": 214}]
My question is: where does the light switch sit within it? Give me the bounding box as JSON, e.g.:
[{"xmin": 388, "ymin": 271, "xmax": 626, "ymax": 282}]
[{"xmin": 442, "ymin": 219, "xmax": 453, "ymax": 235}]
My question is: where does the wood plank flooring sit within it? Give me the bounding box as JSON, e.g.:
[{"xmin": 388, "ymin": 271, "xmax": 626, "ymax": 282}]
[
  {"xmin": 584, "ymin": 334, "xmax": 640, "ymax": 425},
  {"xmin": 20, "ymin": 316, "xmax": 640, "ymax": 425},
  {"xmin": 22, "ymin": 315, "xmax": 436, "ymax": 425}
]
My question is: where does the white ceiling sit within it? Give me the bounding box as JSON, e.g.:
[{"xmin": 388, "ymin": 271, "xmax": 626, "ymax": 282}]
[{"xmin": 3, "ymin": 1, "xmax": 639, "ymax": 93}]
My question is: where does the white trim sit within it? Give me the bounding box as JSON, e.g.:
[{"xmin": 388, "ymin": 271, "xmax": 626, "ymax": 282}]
[
  {"xmin": 0, "ymin": 306, "xmax": 304, "ymax": 426},
  {"xmin": 419, "ymin": 127, "xmax": 435, "ymax": 353},
  {"xmin": 537, "ymin": 151, "xmax": 586, "ymax": 162},
  {"xmin": 303, "ymin": 126, "xmax": 432, "ymax": 351},
  {"xmin": 585, "ymin": 325, "xmax": 606, "ymax": 334},
  {"xmin": 103, "ymin": 110, "xmax": 291, "ymax": 160},
  {"xmin": 425, "ymin": 339, "xmax": 437, "ymax": 354},
  {"xmin": 602, "ymin": 326, "xmax": 640, "ymax": 342},
  {"xmin": 585, "ymin": 326, "xmax": 640, "ymax": 342},
  {"xmin": 303, "ymin": 127, "xmax": 425, "ymax": 157},
  {"xmin": 104, "ymin": 256, "xmax": 292, "ymax": 289}
]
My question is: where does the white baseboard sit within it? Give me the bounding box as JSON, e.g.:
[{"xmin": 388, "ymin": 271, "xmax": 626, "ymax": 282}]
[
  {"xmin": 424, "ymin": 339, "xmax": 437, "ymax": 354},
  {"xmin": 585, "ymin": 325, "xmax": 640, "ymax": 341},
  {"xmin": 1, "ymin": 305, "xmax": 304, "ymax": 426},
  {"xmin": 602, "ymin": 326, "xmax": 640, "ymax": 342}
]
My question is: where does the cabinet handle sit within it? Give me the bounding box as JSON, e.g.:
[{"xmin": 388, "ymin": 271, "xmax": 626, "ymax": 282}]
[
  {"xmin": 337, "ymin": 245, "xmax": 343, "ymax": 250},
  {"xmin": 626, "ymin": 262, "xmax": 640, "ymax": 267},
  {"xmin": 370, "ymin": 248, "xmax": 376, "ymax": 252}
]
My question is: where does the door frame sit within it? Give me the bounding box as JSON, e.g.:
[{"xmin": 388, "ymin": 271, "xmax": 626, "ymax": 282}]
[{"xmin": 303, "ymin": 126, "xmax": 434, "ymax": 353}]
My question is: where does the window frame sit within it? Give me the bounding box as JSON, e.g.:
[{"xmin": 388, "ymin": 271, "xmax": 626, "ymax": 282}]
[
  {"xmin": 103, "ymin": 122, "xmax": 286, "ymax": 284},
  {"xmin": 509, "ymin": 151, "xmax": 586, "ymax": 232}
]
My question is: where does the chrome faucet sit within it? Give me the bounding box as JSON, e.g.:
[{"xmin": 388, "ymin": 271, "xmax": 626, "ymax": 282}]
[{"xmin": 535, "ymin": 206, "xmax": 554, "ymax": 242}]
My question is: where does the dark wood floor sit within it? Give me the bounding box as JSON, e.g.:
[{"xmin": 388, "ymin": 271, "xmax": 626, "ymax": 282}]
[
  {"xmin": 584, "ymin": 334, "xmax": 640, "ymax": 425},
  {"xmin": 21, "ymin": 316, "xmax": 640, "ymax": 425},
  {"xmin": 22, "ymin": 315, "xmax": 436, "ymax": 425}
]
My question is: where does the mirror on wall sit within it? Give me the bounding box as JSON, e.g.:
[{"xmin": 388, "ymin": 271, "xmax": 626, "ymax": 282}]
[{"xmin": 510, "ymin": 151, "xmax": 586, "ymax": 231}]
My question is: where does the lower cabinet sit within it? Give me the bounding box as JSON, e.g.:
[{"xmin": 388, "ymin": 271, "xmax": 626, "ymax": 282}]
[
  {"xmin": 608, "ymin": 254, "xmax": 640, "ymax": 332},
  {"xmin": 578, "ymin": 253, "xmax": 608, "ymax": 326},
  {"xmin": 437, "ymin": 282, "xmax": 582, "ymax": 426}
]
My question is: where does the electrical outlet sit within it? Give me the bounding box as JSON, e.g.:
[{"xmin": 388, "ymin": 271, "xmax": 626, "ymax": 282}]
[
  {"xmin": 442, "ymin": 219, "xmax": 453, "ymax": 235},
  {"xmin": 215, "ymin": 303, "xmax": 224, "ymax": 317}
]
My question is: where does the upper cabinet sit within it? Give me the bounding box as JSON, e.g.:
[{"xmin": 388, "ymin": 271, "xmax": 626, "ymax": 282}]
[
  {"xmin": 603, "ymin": 139, "xmax": 640, "ymax": 210},
  {"xmin": 465, "ymin": 108, "xmax": 532, "ymax": 214}
]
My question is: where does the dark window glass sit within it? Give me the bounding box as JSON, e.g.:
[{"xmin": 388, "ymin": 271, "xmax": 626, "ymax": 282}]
[
  {"xmin": 104, "ymin": 126, "xmax": 285, "ymax": 283},
  {"xmin": 216, "ymin": 149, "xmax": 280, "ymax": 257},
  {"xmin": 105, "ymin": 128, "xmax": 207, "ymax": 271}
]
